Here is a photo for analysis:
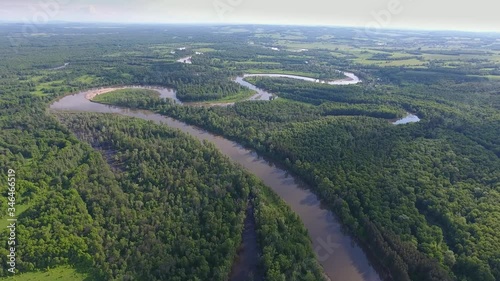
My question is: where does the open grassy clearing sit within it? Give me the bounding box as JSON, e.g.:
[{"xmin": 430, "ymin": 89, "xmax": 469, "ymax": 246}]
[{"xmin": 0, "ymin": 266, "xmax": 88, "ymax": 281}]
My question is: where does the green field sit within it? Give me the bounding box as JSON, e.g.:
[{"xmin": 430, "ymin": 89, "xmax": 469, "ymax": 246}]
[
  {"xmin": 243, "ymin": 68, "xmax": 326, "ymax": 78},
  {"xmin": 0, "ymin": 266, "xmax": 88, "ymax": 281},
  {"xmin": 0, "ymin": 204, "xmax": 30, "ymax": 230},
  {"xmin": 189, "ymin": 88, "xmax": 256, "ymax": 104}
]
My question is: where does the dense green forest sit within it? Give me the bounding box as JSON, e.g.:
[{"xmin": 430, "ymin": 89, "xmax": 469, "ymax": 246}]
[
  {"xmin": 103, "ymin": 82, "xmax": 500, "ymax": 281},
  {"xmin": 1, "ymin": 23, "xmax": 499, "ymax": 281},
  {"xmin": 152, "ymin": 81, "xmax": 499, "ymax": 281},
  {"xmin": 0, "ymin": 107, "xmax": 325, "ymax": 280}
]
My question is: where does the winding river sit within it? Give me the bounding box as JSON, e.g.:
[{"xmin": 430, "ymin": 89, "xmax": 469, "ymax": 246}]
[
  {"xmin": 232, "ymin": 72, "xmax": 361, "ymax": 102},
  {"xmin": 50, "ymin": 75, "xmax": 383, "ymax": 281},
  {"xmin": 232, "ymin": 73, "xmax": 418, "ymax": 125},
  {"xmin": 176, "ymin": 56, "xmax": 192, "ymax": 64},
  {"xmin": 50, "ymin": 62, "xmax": 70, "ymax": 70},
  {"xmin": 177, "ymin": 56, "xmax": 361, "ymax": 86},
  {"xmin": 392, "ymin": 113, "xmax": 420, "ymax": 125},
  {"xmin": 242, "ymin": 72, "xmax": 362, "ymax": 86}
]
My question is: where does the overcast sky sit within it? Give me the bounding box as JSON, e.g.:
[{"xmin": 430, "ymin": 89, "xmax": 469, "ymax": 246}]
[{"xmin": 0, "ymin": 0, "xmax": 499, "ymax": 32}]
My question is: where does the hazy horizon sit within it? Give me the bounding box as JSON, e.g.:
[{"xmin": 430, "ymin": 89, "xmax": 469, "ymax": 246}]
[{"xmin": 1, "ymin": 0, "xmax": 499, "ymax": 33}]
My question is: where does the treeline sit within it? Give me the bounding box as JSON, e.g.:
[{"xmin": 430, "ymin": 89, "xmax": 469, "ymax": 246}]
[
  {"xmin": 92, "ymin": 88, "xmax": 165, "ymax": 108},
  {"xmin": 318, "ymin": 102, "xmax": 404, "ymax": 119},
  {"xmin": 125, "ymin": 63, "xmax": 254, "ymax": 102},
  {"xmin": 244, "ymin": 76, "xmax": 370, "ymax": 105},
  {"xmin": 369, "ymin": 67, "xmax": 489, "ymax": 85},
  {"xmin": 253, "ymin": 183, "xmax": 326, "ymax": 281},
  {"xmin": 234, "ymin": 100, "xmax": 403, "ymax": 122},
  {"xmin": 177, "ymin": 82, "xmax": 253, "ymax": 102}
]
